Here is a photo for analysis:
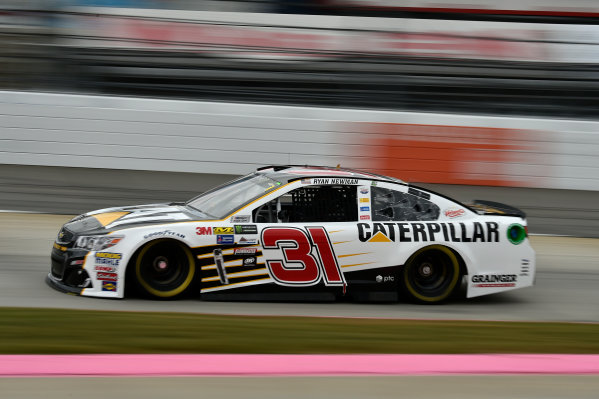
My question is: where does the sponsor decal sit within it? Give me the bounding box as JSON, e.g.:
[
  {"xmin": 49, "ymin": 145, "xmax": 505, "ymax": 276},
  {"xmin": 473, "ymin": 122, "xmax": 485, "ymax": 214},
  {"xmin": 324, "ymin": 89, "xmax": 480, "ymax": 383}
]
[
  {"xmin": 239, "ymin": 237, "xmax": 259, "ymax": 245},
  {"xmin": 471, "ymin": 274, "xmax": 517, "ymax": 288},
  {"xmin": 357, "ymin": 222, "xmax": 499, "ymax": 243},
  {"xmin": 360, "ymin": 187, "xmax": 369, "ymax": 194},
  {"xmin": 196, "ymin": 226, "xmax": 212, "ymax": 235},
  {"xmin": 371, "ymin": 181, "xmax": 377, "ymax": 186},
  {"xmin": 217, "ymin": 235, "xmax": 235, "ymax": 244},
  {"xmin": 376, "ymin": 275, "xmax": 383, "ymax": 283},
  {"xmin": 234, "ymin": 247, "xmax": 257, "ymax": 255},
  {"xmin": 144, "ymin": 230, "xmax": 185, "ymax": 239},
  {"xmin": 102, "ymin": 281, "xmax": 117, "ymax": 292},
  {"xmin": 507, "ymin": 223, "xmax": 527, "ymax": 245},
  {"xmin": 360, "ymin": 215, "xmax": 370, "ymax": 220},
  {"xmin": 444, "ymin": 208, "xmax": 465, "ymax": 218},
  {"xmin": 95, "ymin": 252, "xmax": 122, "ymax": 259},
  {"xmin": 234, "ymin": 225, "xmax": 258, "ymax": 235},
  {"xmin": 97, "ymin": 272, "xmax": 118, "ymax": 281},
  {"xmin": 312, "ymin": 178, "xmax": 359, "ymax": 185},
  {"xmin": 94, "ymin": 265, "xmax": 116, "ymax": 272},
  {"xmin": 359, "ymin": 198, "xmax": 369, "ymax": 203},
  {"xmin": 360, "ymin": 206, "xmax": 370, "ymax": 212},
  {"xmin": 243, "ymin": 257, "xmax": 256, "ymax": 266},
  {"xmin": 95, "ymin": 252, "xmax": 122, "ymax": 266},
  {"xmin": 214, "ymin": 227, "xmax": 234, "ymax": 235},
  {"xmin": 301, "ymin": 178, "xmax": 311, "ymax": 184},
  {"xmin": 213, "ymin": 248, "xmax": 228, "ymax": 285},
  {"xmin": 230, "ymin": 215, "xmax": 251, "ymax": 223}
]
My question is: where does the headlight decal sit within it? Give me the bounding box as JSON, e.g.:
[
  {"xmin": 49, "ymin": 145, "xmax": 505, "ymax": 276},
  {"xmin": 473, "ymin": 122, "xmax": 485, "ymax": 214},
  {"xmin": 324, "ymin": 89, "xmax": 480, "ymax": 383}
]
[{"xmin": 75, "ymin": 235, "xmax": 124, "ymax": 251}]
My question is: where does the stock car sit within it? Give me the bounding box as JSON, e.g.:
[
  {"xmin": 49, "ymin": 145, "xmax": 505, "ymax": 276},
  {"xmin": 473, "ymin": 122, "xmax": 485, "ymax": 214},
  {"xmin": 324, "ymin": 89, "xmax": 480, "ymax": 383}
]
[{"xmin": 47, "ymin": 165, "xmax": 535, "ymax": 303}]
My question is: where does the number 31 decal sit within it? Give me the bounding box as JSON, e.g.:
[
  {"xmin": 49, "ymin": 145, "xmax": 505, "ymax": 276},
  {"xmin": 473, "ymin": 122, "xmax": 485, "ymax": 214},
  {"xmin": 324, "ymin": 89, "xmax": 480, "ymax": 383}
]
[{"xmin": 261, "ymin": 226, "xmax": 346, "ymax": 288}]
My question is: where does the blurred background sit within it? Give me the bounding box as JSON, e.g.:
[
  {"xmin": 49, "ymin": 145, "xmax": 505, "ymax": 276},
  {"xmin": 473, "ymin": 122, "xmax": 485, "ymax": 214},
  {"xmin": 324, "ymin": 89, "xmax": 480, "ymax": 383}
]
[{"xmin": 1, "ymin": 0, "xmax": 599, "ymax": 236}]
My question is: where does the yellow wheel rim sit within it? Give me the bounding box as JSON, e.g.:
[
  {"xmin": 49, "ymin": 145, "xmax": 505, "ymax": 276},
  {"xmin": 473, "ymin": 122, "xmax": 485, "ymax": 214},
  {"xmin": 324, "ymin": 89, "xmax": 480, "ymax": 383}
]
[
  {"xmin": 135, "ymin": 240, "xmax": 195, "ymax": 298},
  {"xmin": 403, "ymin": 245, "xmax": 460, "ymax": 303}
]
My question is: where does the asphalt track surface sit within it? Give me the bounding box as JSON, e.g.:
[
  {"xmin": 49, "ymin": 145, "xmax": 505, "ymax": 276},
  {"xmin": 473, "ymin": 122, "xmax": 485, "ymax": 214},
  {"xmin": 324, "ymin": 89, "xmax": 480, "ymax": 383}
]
[
  {"xmin": 1, "ymin": 212, "xmax": 598, "ymax": 322},
  {"xmin": 3, "ymin": 376, "xmax": 598, "ymax": 399}
]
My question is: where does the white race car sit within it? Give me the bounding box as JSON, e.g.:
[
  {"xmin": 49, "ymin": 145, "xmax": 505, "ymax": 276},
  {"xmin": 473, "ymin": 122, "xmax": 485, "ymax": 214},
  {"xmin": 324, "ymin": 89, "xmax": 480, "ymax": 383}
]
[{"xmin": 48, "ymin": 165, "xmax": 535, "ymax": 303}]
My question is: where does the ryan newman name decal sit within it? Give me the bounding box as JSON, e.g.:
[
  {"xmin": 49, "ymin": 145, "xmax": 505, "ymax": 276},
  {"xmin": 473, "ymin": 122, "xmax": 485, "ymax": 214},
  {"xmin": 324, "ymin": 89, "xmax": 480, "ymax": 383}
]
[{"xmin": 312, "ymin": 178, "xmax": 359, "ymax": 185}]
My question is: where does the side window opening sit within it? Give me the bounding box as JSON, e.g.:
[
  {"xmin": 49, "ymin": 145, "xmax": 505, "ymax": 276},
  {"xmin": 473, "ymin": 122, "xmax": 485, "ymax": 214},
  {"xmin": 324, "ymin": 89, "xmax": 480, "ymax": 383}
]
[
  {"xmin": 253, "ymin": 185, "xmax": 358, "ymax": 223},
  {"xmin": 371, "ymin": 186, "xmax": 439, "ymax": 221}
]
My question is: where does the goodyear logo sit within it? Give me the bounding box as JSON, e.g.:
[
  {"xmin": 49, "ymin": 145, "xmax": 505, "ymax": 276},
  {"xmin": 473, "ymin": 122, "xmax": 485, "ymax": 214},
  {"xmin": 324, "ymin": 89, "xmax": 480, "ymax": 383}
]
[{"xmin": 214, "ymin": 227, "xmax": 234, "ymax": 234}]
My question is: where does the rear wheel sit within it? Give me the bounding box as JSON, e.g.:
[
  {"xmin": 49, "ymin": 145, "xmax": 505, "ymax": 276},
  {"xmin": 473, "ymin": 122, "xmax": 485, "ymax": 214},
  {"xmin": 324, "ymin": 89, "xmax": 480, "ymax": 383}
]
[
  {"xmin": 401, "ymin": 245, "xmax": 460, "ymax": 304},
  {"xmin": 134, "ymin": 240, "xmax": 196, "ymax": 299}
]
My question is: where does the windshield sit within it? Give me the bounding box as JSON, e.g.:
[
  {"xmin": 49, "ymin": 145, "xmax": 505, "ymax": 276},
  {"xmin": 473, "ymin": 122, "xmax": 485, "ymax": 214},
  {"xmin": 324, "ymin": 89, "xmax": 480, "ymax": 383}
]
[{"xmin": 186, "ymin": 174, "xmax": 281, "ymax": 219}]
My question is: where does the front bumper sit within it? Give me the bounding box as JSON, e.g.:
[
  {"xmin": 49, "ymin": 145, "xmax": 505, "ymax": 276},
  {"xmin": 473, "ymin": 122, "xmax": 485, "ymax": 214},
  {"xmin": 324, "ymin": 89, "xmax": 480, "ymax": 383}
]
[
  {"xmin": 46, "ymin": 272, "xmax": 86, "ymax": 295},
  {"xmin": 48, "ymin": 240, "xmax": 92, "ymax": 295}
]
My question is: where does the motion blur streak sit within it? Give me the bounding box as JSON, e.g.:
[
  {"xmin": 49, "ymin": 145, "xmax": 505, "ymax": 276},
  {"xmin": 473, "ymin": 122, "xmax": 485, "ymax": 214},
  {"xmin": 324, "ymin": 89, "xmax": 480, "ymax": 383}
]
[{"xmin": 0, "ymin": 1, "xmax": 598, "ymax": 117}]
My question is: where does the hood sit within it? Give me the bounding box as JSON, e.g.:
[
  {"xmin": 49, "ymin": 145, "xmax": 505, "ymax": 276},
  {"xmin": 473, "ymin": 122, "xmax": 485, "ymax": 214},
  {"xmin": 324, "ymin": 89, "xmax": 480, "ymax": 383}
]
[{"xmin": 64, "ymin": 203, "xmax": 202, "ymax": 235}]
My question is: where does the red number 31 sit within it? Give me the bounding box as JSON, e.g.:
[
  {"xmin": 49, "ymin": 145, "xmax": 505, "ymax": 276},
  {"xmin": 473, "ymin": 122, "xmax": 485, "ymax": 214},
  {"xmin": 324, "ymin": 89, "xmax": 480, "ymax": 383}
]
[{"xmin": 261, "ymin": 226, "xmax": 346, "ymax": 287}]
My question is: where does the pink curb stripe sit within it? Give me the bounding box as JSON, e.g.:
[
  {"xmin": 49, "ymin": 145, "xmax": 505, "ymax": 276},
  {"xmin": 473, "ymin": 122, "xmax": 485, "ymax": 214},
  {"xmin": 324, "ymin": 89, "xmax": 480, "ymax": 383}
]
[{"xmin": 1, "ymin": 354, "xmax": 599, "ymax": 377}]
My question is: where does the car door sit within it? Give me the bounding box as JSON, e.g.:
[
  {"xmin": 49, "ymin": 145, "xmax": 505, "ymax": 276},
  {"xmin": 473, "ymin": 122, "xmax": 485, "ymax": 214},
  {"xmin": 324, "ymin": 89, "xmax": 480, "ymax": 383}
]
[{"xmin": 252, "ymin": 182, "xmax": 361, "ymax": 298}]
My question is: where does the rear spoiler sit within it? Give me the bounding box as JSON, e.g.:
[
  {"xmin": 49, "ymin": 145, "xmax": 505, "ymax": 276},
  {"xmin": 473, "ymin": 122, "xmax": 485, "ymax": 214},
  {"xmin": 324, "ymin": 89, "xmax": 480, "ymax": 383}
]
[{"xmin": 468, "ymin": 200, "xmax": 526, "ymax": 219}]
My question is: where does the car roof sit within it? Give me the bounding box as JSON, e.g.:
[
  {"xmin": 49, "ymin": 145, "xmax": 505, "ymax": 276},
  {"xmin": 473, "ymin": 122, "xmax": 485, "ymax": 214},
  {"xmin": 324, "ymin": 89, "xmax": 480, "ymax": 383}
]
[{"xmin": 255, "ymin": 165, "xmax": 406, "ymax": 184}]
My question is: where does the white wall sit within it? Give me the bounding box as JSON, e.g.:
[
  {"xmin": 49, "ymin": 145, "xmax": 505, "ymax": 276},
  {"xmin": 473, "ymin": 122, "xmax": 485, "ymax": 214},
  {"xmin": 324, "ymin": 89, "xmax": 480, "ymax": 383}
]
[{"xmin": 1, "ymin": 91, "xmax": 598, "ymax": 190}]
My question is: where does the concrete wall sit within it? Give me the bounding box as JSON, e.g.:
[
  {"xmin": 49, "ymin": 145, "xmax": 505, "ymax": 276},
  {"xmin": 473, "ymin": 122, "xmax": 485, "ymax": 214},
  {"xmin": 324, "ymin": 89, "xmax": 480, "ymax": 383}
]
[{"xmin": 1, "ymin": 91, "xmax": 598, "ymax": 190}]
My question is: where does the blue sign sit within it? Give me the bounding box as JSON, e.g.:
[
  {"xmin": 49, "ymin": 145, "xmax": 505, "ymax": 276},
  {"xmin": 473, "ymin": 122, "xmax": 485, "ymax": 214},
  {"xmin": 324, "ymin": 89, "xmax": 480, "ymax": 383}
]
[{"xmin": 217, "ymin": 235, "xmax": 235, "ymax": 244}]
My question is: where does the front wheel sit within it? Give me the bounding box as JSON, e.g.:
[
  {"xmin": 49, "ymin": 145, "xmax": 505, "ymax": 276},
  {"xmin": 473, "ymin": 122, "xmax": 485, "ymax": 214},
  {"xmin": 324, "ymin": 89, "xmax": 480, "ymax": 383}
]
[
  {"xmin": 401, "ymin": 245, "xmax": 461, "ymax": 304},
  {"xmin": 133, "ymin": 240, "xmax": 196, "ymax": 299}
]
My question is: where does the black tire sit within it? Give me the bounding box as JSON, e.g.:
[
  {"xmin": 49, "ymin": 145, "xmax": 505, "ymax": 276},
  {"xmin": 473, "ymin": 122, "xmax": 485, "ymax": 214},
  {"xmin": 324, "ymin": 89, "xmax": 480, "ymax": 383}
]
[
  {"xmin": 401, "ymin": 245, "xmax": 461, "ymax": 304},
  {"xmin": 133, "ymin": 239, "xmax": 196, "ymax": 299}
]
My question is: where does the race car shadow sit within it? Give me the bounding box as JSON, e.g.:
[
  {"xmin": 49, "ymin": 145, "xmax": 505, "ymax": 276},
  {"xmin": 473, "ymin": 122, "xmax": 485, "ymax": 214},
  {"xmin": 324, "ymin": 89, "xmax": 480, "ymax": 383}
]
[{"xmin": 447, "ymin": 286, "xmax": 529, "ymax": 305}]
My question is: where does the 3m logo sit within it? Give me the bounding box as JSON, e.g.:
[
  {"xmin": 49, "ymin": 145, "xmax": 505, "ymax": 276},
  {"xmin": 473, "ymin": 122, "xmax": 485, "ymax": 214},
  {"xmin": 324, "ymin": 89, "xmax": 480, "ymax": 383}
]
[{"xmin": 196, "ymin": 227, "xmax": 212, "ymax": 235}]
